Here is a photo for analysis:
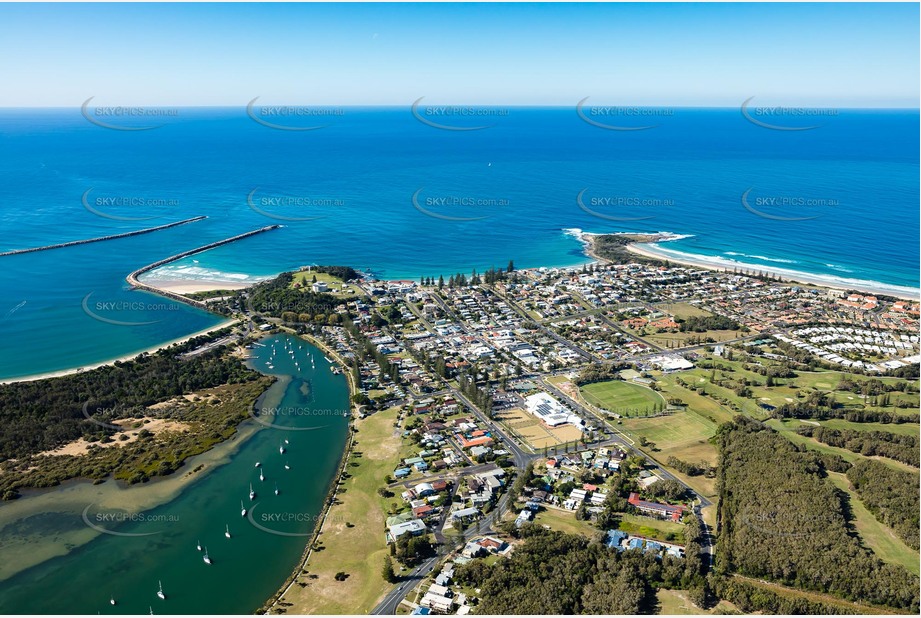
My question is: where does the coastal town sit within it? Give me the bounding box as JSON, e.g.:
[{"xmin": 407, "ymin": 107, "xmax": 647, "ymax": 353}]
[{"xmin": 205, "ymin": 245, "xmax": 919, "ymax": 615}]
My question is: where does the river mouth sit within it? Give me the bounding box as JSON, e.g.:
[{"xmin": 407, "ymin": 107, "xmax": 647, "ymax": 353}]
[{"xmin": 0, "ymin": 334, "xmax": 350, "ymax": 614}]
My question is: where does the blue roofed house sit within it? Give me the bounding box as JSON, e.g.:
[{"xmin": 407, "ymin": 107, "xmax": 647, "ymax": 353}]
[
  {"xmin": 627, "ymin": 537, "xmax": 645, "ymax": 551},
  {"xmin": 394, "ymin": 467, "xmax": 411, "ymax": 479},
  {"xmin": 605, "ymin": 530, "xmax": 628, "ymax": 550}
]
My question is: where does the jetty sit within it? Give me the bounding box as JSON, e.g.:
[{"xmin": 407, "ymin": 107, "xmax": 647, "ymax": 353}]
[
  {"xmin": 0, "ymin": 216, "xmax": 207, "ymax": 257},
  {"xmin": 126, "ymin": 225, "xmax": 282, "ymax": 309}
]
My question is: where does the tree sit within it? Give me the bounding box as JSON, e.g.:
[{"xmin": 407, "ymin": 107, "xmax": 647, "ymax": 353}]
[
  {"xmin": 507, "ymin": 259, "xmax": 515, "ymax": 272},
  {"xmin": 381, "ymin": 555, "xmax": 398, "ymax": 583}
]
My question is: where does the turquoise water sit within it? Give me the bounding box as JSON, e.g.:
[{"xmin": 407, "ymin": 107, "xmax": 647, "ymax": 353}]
[
  {"xmin": 0, "ymin": 108, "xmax": 917, "ymax": 379},
  {"xmin": 0, "ymin": 335, "xmax": 350, "ymax": 614}
]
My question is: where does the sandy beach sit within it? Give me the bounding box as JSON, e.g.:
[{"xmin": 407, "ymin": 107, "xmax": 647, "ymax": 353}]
[
  {"xmin": 0, "ymin": 319, "xmax": 239, "ymax": 384},
  {"xmin": 625, "ymin": 242, "xmax": 920, "ymax": 301},
  {"xmin": 141, "ymin": 279, "xmax": 256, "ymax": 294}
]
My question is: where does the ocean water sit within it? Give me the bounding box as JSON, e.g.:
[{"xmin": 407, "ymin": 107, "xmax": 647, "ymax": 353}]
[{"xmin": 0, "ymin": 107, "xmax": 917, "ymax": 378}]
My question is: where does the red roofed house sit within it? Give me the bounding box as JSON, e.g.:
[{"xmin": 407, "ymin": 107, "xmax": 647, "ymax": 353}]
[
  {"xmin": 459, "ymin": 436, "xmax": 494, "ymax": 449},
  {"xmin": 628, "ymin": 492, "xmax": 686, "ymax": 522}
]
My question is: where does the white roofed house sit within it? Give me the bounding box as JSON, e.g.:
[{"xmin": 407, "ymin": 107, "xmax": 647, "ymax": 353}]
[{"xmin": 386, "ymin": 519, "xmax": 427, "ymax": 543}]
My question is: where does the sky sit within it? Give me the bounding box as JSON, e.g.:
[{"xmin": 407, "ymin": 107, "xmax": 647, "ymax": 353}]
[{"xmin": 0, "ymin": 2, "xmax": 917, "ymax": 107}]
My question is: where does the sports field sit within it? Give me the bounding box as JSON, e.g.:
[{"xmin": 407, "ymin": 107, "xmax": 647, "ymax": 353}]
[
  {"xmin": 581, "ymin": 379, "xmax": 666, "ymax": 417},
  {"xmin": 495, "ymin": 407, "xmax": 583, "ymax": 449}
]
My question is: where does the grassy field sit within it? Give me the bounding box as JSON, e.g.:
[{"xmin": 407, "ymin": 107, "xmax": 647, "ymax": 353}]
[
  {"xmin": 531, "ymin": 506, "xmax": 600, "ymax": 537},
  {"xmin": 655, "ymin": 375, "xmax": 737, "ymax": 425},
  {"xmin": 643, "ymin": 329, "xmax": 741, "ymax": 349},
  {"xmin": 278, "ymin": 406, "xmax": 403, "ymax": 614},
  {"xmin": 826, "ymin": 472, "xmax": 920, "ymax": 576},
  {"xmin": 656, "ymin": 589, "xmax": 741, "ymax": 615},
  {"xmin": 654, "ymin": 302, "xmax": 713, "ymax": 320},
  {"xmin": 618, "ymin": 410, "xmax": 717, "ymax": 453},
  {"xmin": 581, "ymin": 379, "xmax": 666, "ymax": 416},
  {"xmin": 617, "ymin": 513, "xmax": 685, "ymax": 543},
  {"xmin": 290, "ymin": 270, "xmax": 356, "ymax": 298},
  {"xmin": 688, "ymin": 358, "xmax": 920, "ymax": 419}
]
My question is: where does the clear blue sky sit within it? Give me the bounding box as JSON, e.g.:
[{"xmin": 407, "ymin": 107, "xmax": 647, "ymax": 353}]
[{"xmin": 0, "ymin": 2, "xmax": 917, "ymax": 107}]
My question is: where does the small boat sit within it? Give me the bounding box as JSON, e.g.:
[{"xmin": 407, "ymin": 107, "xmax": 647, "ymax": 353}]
[
  {"xmin": 254, "ymin": 462, "xmax": 261, "ymax": 468},
  {"xmin": 203, "ymin": 547, "xmax": 212, "ymax": 565},
  {"xmin": 110, "ymin": 596, "xmax": 116, "ymax": 606},
  {"xmin": 157, "ymin": 581, "xmax": 166, "ymax": 600},
  {"xmin": 196, "ymin": 539, "xmax": 202, "ymax": 551},
  {"xmin": 241, "ymin": 500, "xmax": 247, "ymax": 517},
  {"xmin": 259, "ymin": 469, "xmax": 265, "ymax": 482},
  {"xmin": 274, "ymin": 482, "xmax": 280, "ymax": 496},
  {"xmin": 284, "ymin": 438, "xmax": 289, "ymax": 445},
  {"xmin": 284, "ymin": 462, "xmax": 290, "ymax": 470},
  {"xmin": 225, "ymin": 524, "xmax": 231, "ymax": 539},
  {"xmin": 249, "ymin": 483, "xmax": 256, "ymax": 501},
  {"xmin": 279, "ymin": 443, "xmax": 285, "ymax": 455}
]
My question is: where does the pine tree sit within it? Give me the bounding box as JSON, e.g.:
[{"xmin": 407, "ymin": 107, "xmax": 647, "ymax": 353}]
[
  {"xmin": 382, "ymin": 555, "xmax": 398, "ymax": 583},
  {"xmin": 507, "ymin": 259, "xmax": 514, "ymax": 272}
]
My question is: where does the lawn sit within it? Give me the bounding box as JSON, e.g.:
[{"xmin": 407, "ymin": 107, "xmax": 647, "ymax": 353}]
[
  {"xmin": 655, "ymin": 375, "xmax": 737, "ymax": 425},
  {"xmin": 581, "ymin": 380, "xmax": 666, "ymax": 417},
  {"xmin": 532, "ymin": 506, "xmax": 599, "ymax": 537},
  {"xmin": 617, "ymin": 513, "xmax": 685, "ymax": 543},
  {"xmin": 618, "ymin": 410, "xmax": 717, "ymax": 453},
  {"xmin": 643, "ymin": 329, "xmax": 740, "ymax": 349},
  {"xmin": 290, "ymin": 270, "xmax": 356, "ymax": 298},
  {"xmin": 826, "ymin": 471, "xmax": 920, "ymax": 576},
  {"xmin": 276, "ymin": 406, "xmax": 403, "ymax": 614},
  {"xmin": 654, "ymin": 302, "xmax": 713, "ymax": 320}
]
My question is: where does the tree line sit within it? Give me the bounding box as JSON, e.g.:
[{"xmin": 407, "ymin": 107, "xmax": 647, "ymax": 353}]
[
  {"xmin": 0, "ymin": 337, "xmax": 261, "ymax": 463},
  {"xmin": 454, "ymin": 525, "xmax": 705, "ymax": 614},
  {"xmin": 797, "ymin": 425, "xmax": 919, "ymax": 467},
  {"xmin": 846, "ymin": 459, "xmax": 920, "ymax": 550},
  {"xmin": 714, "ymin": 416, "xmax": 919, "ymax": 612}
]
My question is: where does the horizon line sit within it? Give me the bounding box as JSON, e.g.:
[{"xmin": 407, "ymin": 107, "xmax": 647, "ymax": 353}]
[{"xmin": 2, "ymin": 104, "xmax": 919, "ymax": 110}]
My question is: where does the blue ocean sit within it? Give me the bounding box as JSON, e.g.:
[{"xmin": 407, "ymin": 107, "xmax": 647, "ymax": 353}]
[{"xmin": 0, "ymin": 107, "xmax": 917, "ymax": 379}]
